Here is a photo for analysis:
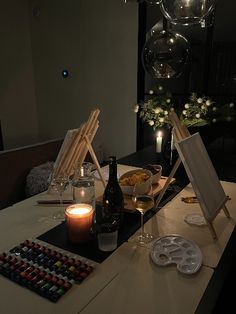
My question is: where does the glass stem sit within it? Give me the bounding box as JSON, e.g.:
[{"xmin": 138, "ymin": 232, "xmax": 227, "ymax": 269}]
[
  {"xmin": 59, "ymin": 192, "xmax": 63, "ymax": 205},
  {"xmin": 140, "ymin": 212, "xmax": 144, "ymax": 238}
]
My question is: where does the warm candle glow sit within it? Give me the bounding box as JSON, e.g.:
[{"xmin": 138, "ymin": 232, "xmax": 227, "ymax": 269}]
[
  {"xmin": 80, "ymin": 188, "xmax": 86, "ymax": 198},
  {"xmin": 184, "ymin": 0, "xmax": 191, "ymax": 7},
  {"xmin": 66, "ymin": 204, "xmax": 94, "ymax": 243},
  {"xmin": 67, "ymin": 207, "xmax": 91, "ymax": 216},
  {"xmin": 80, "ymin": 166, "xmax": 85, "ymax": 177}
]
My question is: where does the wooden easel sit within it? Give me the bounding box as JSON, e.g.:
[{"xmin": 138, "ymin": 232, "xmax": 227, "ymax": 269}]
[
  {"xmin": 154, "ymin": 111, "xmax": 230, "ymax": 240},
  {"xmin": 52, "ymin": 109, "xmax": 106, "ymax": 188}
]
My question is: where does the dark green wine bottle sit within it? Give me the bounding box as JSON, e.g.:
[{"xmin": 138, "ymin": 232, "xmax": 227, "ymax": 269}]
[{"xmin": 102, "ymin": 156, "xmax": 124, "ymax": 227}]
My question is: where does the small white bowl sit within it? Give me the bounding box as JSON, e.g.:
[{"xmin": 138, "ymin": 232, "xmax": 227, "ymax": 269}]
[
  {"xmin": 143, "ymin": 164, "xmax": 162, "ymax": 184},
  {"xmin": 151, "ymin": 165, "xmax": 162, "ymax": 184},
  {"xmin": 119, "ymin": 169, "xmax": 152, "ymax": 195}
]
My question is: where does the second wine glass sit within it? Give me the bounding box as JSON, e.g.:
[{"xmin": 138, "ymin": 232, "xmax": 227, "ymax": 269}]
[
  {"xmin": 132, "ymin": 182, "xmax": 155, "ymax": 245},
  {"xmin": 50, "ymin": 173, "xmax": 70, "ymax": 220}
]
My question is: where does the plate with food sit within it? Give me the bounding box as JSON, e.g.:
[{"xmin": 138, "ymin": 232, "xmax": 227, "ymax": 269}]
[{"xmin": 119, "ymin": 169, "xmax": 152, "ymax": 195}]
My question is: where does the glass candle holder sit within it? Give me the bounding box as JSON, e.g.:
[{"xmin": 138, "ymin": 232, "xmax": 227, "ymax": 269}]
[
  {"xmin": 72, "ymin": 162, "xmax": 95, "ymax": 210},
  {"xmin": 65, "ymin": 204, "xmax": 94, "ymax": 243},
  {"xmin": 160, "ymin": 0, "xmax": 216, "ymax": 26}
]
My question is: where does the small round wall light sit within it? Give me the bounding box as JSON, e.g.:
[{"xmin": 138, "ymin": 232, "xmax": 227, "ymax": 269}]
[{"xmin": 62, "ymin": 69, "xmax": 69, "ymax": 78}]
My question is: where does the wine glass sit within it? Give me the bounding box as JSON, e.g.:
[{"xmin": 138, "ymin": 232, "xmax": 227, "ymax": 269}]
[
  {"xmin": 132, "ymin": 181, "xmax": 155, "ymax": 245},
  {"xmin": 50, "ymin": 172, "xmax": 70, "ymax": 220}
]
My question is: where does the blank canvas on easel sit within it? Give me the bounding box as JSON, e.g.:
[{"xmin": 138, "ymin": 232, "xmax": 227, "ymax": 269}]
[
  {"xmin": 50, "ymin": 109, "xmax": 106, "ymax": 187},
  {"xmin": 175, "ymin": 132, "xmax": 228, "ymax": 221},
  {"xmin": 154, "ymin": 111, "xmax": 230, "ymax": 239}
]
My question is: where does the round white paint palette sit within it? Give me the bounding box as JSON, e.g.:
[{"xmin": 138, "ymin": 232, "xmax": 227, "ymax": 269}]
[{"xmin": 150, "ymin": 235, "xmax": 202, "ymax": 275}]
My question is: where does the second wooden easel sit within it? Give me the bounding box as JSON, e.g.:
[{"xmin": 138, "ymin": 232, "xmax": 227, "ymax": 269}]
[
  {"xmin": 154, "ymin": 111, "xmax": 230, "ymax": 239},
  {"xmin": 52, "ymin": 109, "xmax": 106, "ymax": 187}
]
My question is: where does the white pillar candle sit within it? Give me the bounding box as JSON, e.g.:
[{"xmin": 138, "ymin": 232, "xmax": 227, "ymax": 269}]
[{"xmin": 156, "ymin": 131, "xmax": 162, "ymax": 153}]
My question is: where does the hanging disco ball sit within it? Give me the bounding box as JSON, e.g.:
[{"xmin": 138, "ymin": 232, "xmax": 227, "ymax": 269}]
[
  {"xmin": 142, "ymin": 29, "xmax": 190, "ymax": 79},
  {"xmin": 160, "ymin": 0, "xmax": 216, "ymax": 25}
]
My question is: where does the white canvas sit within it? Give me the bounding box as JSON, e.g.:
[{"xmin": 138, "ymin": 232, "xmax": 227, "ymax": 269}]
[
  {"xmin": 175, "ymin": 133, "xmax": 227, "ymax": 220},
  {"xmin": 53, "ymin": 128, "xmax": 78, "ymax": 173}
]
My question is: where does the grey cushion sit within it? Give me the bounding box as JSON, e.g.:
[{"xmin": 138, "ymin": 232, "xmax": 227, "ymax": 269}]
[{"xmin": 25, "ymin": 161, "xmax": 54, "ymax": 197}]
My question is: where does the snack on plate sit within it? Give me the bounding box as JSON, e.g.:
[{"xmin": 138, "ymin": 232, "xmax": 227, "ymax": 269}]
[
  {"xmin": 119, "ymin": 171, "xmax": 150, "ymax": 186},
  {"xmin": 119, "ymin": 169, "xmax": 152, "ymax": 195}
]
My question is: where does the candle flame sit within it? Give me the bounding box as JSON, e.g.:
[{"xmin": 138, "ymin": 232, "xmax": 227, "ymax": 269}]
[
  {"xmin": 184, "ymin": 0, "xmax": 192, "ymax": 7},
  {"xmin": 157, "ymin": 131, "xmax": 162, "ymax": 137},
  {"xmin": 80, "ymin": 166, "xmax": 85, "ymax": 177},
  {"xmin": 66, "ymin": 204, "xmax": 93, "ymax": 215}
]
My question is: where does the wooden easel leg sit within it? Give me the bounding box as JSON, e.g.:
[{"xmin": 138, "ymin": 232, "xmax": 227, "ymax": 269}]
[
  {"xmin": 207, "ymin": 221, "xmax": 217, "ymax": 240},
  {"xmin": 223, "ymin": 205, "xmax": 230, "ymax": 218},
  {"xmin": 84, "ymin": 135, "xmax": 106, "ymax": 188},
  {"xmin": 154, "ymin": 157, "xmax": 182, "ymax": 211}
]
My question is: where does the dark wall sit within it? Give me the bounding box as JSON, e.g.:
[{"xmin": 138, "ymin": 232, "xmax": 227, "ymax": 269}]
[{"xmin": 0, "ymin": 140, "xmax": 62, "ymax": 210}]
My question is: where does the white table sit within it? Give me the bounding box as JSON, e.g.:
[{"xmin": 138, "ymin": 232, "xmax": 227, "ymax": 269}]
[{"xmin": 1, "ymin": 165, "xmax": 236, "ymax": 314}]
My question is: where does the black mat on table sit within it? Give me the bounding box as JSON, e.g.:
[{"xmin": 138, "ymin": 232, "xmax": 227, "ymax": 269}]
[
  {"xmin": 38, "ymin": 189, "xmax": 178, "ymax": 264},
  {"xmin": 38, "ymin": 221, "xmax": 109, "ymax": 264},
  {"xmin": 38, "ymin": 209, "xmax": 142, "ymax": 264}
]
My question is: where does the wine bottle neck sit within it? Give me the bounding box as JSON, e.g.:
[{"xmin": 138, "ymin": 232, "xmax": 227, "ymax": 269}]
[
  {"xmin": 108, "ymin": 162, "xmax": 117, "ymax": 182},
  {"xmin": 106, "ymin": 156, "xmax": 118, "ymax": 182}
]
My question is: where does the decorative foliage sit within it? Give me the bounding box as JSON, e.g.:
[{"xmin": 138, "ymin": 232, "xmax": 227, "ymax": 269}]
[
  {"xmin": 180, "ymin": 93, "xmax": 235, "ymax": 127},
  {"xmin": 134, "ymin": 85, "xmax": 174, "ymax": 129},
  {"xmin": 134, "ymin": 86, "xmax": 235, "ymax": 129}
]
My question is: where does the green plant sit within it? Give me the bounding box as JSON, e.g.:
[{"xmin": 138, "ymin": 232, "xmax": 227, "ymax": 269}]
[
  {"xmin": 134, "ymin": 85, "xmax": 174, "ymax": 129},
  {"xmin": 180, "ymin": 92, "xmax": 235, "ymax": 127},
  {"xmin": 134, "ymin": 86, "xmax": 235, "ymax": 129}
]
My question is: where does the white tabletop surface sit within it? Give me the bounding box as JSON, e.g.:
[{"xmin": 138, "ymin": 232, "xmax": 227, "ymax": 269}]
[
  {"xmin": 1, "ymin": 165, "xmax": 235, "ymax": 314},
  {"xmin": 139, "ymin": 181, "xmax": 236, "ymax": 268},
  {"xmin": 79, "ymin": 242, "xmax": 213, "ymax": 314}
]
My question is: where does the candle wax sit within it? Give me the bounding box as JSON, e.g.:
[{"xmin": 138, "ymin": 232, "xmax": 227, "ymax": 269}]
[
  {"xmin": 66, "ymin": 204, "xmax": 94, "ymax": 243},
  {"xmin": 156, "ymin": 135, "xmax": 162, "ymax": 153}
]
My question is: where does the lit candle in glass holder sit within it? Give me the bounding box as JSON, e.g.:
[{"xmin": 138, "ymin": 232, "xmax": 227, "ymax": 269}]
[
  {"xmin": 65, "ymin": 204, "xmax": 94, "ymax": 243},
  {"xmin": 156, "ymin": 131, "xmax": 163, "ymax": 153}
]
